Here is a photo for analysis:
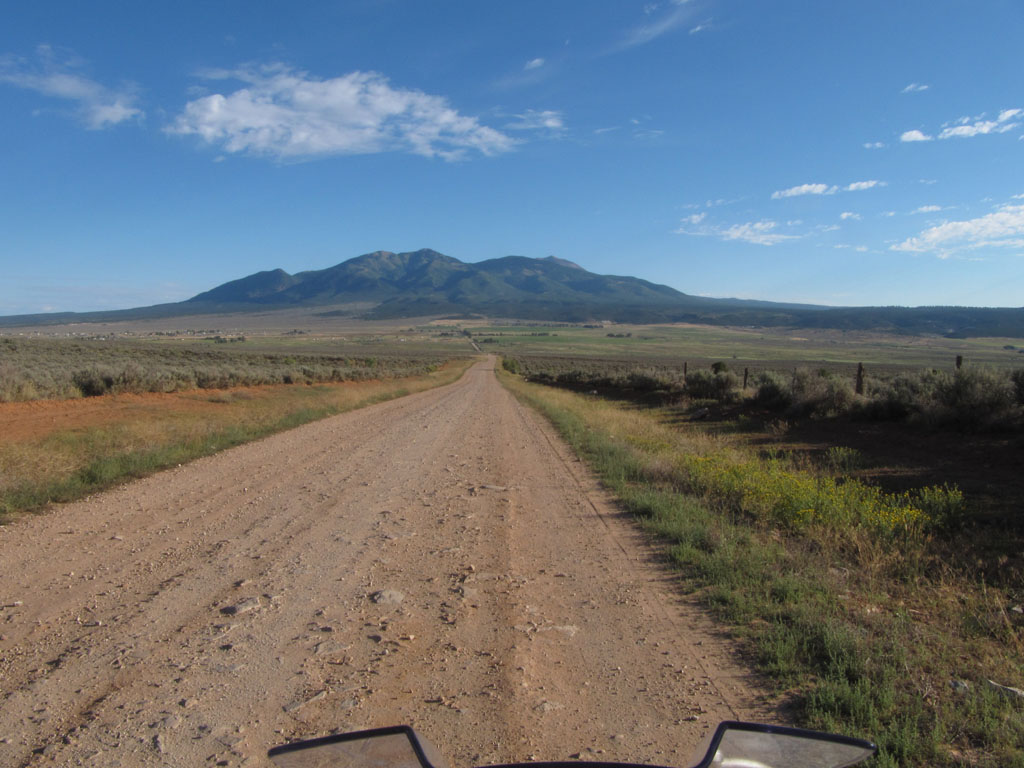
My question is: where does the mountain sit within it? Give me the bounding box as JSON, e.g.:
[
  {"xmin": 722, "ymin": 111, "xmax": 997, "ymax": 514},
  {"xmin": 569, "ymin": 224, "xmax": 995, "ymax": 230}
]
[
  {"xmin": 182, "ymin": 249, "xmax": 824, "ymax": 322},
  {"xmin": 1, "ymin": 248, "xmax": 1022, "ymax": 337},
  {"xmin": 185, "ymin": 249, "xmax": 717, "ymax": 314}
]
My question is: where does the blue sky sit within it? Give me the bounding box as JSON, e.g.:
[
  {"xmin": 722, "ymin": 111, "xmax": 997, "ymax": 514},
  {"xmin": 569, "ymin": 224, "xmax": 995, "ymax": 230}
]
[{"xmin": 1, "ymin": 1, "xmax": 1022, "ymax": 315}]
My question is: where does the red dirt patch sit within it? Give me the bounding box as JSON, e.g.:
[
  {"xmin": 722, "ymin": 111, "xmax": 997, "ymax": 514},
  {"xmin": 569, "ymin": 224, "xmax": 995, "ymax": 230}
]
[{"xmin": 0, "ymin": 387, "xmax": 280, "ymax": 443}]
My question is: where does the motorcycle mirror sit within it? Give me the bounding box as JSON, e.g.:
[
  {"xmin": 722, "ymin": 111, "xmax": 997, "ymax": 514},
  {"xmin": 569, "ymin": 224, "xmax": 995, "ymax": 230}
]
[
  {"xmin": 693, "ymin": 721, "xmax": 876, "ymax": 768},
  {"xmin": 268, "ymin": 725, "xmax": 450, "ymax": 768}
]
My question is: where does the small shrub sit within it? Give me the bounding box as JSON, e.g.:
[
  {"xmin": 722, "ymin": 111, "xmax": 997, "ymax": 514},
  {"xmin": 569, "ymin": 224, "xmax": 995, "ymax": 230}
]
[
  {"xmin": 72, "ymin": 368, "xmax": 115, "ymax": 397},
  {"xmin": 927, "ymin": 367, "xmax": 1018, "ymax": 431},
  {"xmin": 1011, "ymin": 369, "xmax": 1024, "ymax": 406},
  {"xmin": 753, "ymin": 371, "xmax": 793, "ymax": 411},
  {"xmin": 686, "ymin": 369, "xmax": 739, "ymax": 402},
  {"xmin": 625, "ymin": 369, "xmax": 671, "ymax": 392},
  {"xmin": 0, "ymin": 363, "xmax": 39, "ymax": 402},
  {"xmin": 825, "ymin": 446, "xmax": 863, "ymax": 473},
  {"xmin": 790, "ymin": 368, "xmax": 857, "ymax": 418}
]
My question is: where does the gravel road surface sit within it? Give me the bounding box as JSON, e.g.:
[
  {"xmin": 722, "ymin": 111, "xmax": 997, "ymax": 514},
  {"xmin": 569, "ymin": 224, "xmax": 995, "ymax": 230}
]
[{"xmin": 0, "ymin": 357, "xmax": 770, "ymax": 767}]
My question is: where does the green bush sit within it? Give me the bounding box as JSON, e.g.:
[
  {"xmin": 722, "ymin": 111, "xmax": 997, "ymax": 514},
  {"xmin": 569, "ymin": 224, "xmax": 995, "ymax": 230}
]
[
  {"xmin": 686, "ymin": 369, "xmax": 739, "ymax": 402},
  {"xmin": 790, "ymin": 368, "xmax": 857, "ymax": 418},
  {"xmin": 72, "ymin": 368, "xmax": 115, "ymax": 397},
  {"xmin": 1011, "ymin": 369, "xmax": 1024, "ymax": 406},
  {"xmin": 753, "ymin": 370, "xmax": 793, "ymax": 411},
  {"xmin": 927, "ymin": 367, "xmax": 1018, "ymax": 431}
]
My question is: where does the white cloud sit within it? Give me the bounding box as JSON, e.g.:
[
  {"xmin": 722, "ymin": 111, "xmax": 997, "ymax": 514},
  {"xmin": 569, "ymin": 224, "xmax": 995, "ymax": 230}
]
[
  {"xmin": 169, "ymin": 64, "xmax": 515, "ymax": 161},
  {"xmin": 901, "ymin": 83, "xmax": 929, "ymax": 93},
  {"xmin": 863, "ymin": 141, "xmax": 885, "ymax": 149},
  {"xmin": 891, "ymin": 203, "xmax": 1024, "ymax": 255},
  {"xmin": 618, "ymin": 1, "xmax": 695, "ymax": 49},
  {"xmin": 504, "ymin": 109, "xmax": 566, "ymax": 135},
  {"xmin": 721, "ymin": 220, "xmax": 799, "ymax": 245},
  {"xmin": 912, "ymin": 205, "xmax": 943, "ymax": 214},
  {"xmin": 524, "ymin": 58, "xmax": 545, "ymax": 71},
  {"xmin": 938, "ymin": 108, "xmax": 1021, "ymax": 139},
  {"xmin": 840, "ymin": 212, "xmax": 861, "ymax": 221},
  {"xmin": 689, "ymin": 20, "xmax": 711, "ymax": 34},
  {"xmin": 770, "ymin": 180, "xmax": 882, "ymax": 200},
  {"xmin": 677, "ymin": 216, "xmax": 799, "ymax": 246},
  {"xmin": 771, "ymin": 183, "xmax": 837, "ymax": 199},
  {"xmin": 846, "ymin": 180, "xmax": 884, "ymax": 192},
  {"xmin": 0, "ymin": 44, "xmax": 142, "ymax": 128},
  {"xmin": 900, "ymin": 129, "xmax": 932, "ymax": 142}
]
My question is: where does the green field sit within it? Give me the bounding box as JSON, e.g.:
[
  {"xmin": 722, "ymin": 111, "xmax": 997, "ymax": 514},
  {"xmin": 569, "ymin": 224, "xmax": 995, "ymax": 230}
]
[{"xmin": 468, "ymin": 321, "xmax": 1024, "ymax": 372}]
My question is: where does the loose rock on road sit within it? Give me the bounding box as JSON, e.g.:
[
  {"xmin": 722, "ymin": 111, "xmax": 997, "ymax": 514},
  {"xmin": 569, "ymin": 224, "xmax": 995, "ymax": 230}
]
[{"xmin": 0, "ymin": 357, "xmax": 771, "ymax": 767}]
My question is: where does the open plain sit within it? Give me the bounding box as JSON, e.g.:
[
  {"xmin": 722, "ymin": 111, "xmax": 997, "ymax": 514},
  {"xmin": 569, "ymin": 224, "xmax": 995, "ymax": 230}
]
[{"xmin": 0, "ymin": 357, "xmax": 769, "ymax": 767}]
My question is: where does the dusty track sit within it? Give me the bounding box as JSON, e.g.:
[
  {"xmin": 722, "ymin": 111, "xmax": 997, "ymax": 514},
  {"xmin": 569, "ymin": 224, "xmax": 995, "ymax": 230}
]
[{"xmin": 0, "ymin": 358, "xmax": 770, "ymax": 767}]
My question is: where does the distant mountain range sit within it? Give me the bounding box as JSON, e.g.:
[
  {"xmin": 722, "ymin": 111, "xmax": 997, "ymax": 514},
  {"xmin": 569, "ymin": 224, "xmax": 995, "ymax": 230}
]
[{"xmin": 2, "ymin": 248, "xmax": 1023, "ymax": 337}]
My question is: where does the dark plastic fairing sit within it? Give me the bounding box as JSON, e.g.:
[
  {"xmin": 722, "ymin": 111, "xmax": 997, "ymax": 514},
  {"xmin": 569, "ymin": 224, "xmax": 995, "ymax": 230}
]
[
  {"xmin": 267, "ymin": 725, "xmax": 449, "ymax": 768},
  {"xmin": 267, "ymin": 721, "xmax": 876, "ymax": 768}
]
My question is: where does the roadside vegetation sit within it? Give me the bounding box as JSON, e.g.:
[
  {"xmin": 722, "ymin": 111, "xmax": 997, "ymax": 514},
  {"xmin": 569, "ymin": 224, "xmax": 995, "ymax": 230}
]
[
  {"xmin": 499, "ymin": 359, "xmax": 1024, "ymax": 767},
  {"xmin": 503, "ymin": 355, "xmax": 1024, "ymax": 433},
  {"xmin": 0, "ymin": 336, "xmax": 455, "ymax": 402},
  {"xmin": 0, "ymin": 358, "xmax": 471, "ymax": 523}
]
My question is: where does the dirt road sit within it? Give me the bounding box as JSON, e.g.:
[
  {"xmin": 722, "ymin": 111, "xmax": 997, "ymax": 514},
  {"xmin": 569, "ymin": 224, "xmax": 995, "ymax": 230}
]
[{"xmin": 0, "ymin": 358, "xmax": 769, "ymax": 767}]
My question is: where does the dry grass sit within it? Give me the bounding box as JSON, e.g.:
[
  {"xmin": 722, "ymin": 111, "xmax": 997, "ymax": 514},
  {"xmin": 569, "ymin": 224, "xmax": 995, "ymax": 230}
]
[{"xmin": 0, "ymin": 359, "xmax": 473, "ymax": 522}]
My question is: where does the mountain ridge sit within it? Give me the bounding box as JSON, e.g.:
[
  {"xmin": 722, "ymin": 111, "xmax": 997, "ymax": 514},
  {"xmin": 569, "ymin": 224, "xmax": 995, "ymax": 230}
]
[{"xmin": 1, "ymin": 248, "xmax": 1022, "ymax": 337}]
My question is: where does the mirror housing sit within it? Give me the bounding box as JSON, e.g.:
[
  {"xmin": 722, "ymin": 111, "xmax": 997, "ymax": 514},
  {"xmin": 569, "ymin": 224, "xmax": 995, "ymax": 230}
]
[{"xmin": 693, "ymin": 721, "xmax": 876, "ymax": 768}]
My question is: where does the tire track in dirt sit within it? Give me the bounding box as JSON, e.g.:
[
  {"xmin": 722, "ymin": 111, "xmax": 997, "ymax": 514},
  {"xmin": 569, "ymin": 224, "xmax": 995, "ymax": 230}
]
[{"xmin": 0, "ymin": 357, "xmax": 773, "ymax": 767}]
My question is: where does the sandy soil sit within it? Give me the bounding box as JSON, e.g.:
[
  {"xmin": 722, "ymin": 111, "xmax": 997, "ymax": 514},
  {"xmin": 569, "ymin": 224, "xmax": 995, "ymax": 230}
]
[{"xmin": 0, "ymin": 357, "xmax": 772, "ymax": 767}]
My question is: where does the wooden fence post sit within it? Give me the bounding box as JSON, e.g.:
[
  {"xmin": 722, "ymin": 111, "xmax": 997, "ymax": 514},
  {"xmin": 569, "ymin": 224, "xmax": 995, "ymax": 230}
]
[
  {"xmin": 956, "ymin": 355, "xmax": 963, "ymax": 370},
  {"xmin": 743, "ymin": 368, "xmax": 749, "ymax": 389},
  {"xmin": 855, "ymin": 362, "xmax": 864, "ymax": 395}
]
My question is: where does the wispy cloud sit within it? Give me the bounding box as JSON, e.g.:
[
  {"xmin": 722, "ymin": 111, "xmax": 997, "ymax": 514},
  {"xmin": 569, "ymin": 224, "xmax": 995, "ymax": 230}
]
[
  {"xmin": 169, "ymin": 64, "xmax": 515, "ymax": 161},
  {"xmin": 938, "ymin": 108, "xmax": 1021, "ymax": 139},
  {"xmin": 617, "ymin": 0, "xmax": 695, "ymax": 50},
  {"xmin": 0, "ymin": 44, "xmax": 143, "ymax": 128},
  {"xmin": 891, "ymin": 202, "xmax": 1024, "ymax": 256},
  {"xmin": 900, "ymin": 129, "xmax": 932, "ymax": 142},
  {"xmin": 677, "ymin": 216, "xmax": 800, "ymax": 246},
  {"xmin": 720, "ymin": 221, "xmax": 800, "ymax": 246},
  {"xmin": 689, "ymin": 19, "xmax": 712, "ymax": 34},
  {"xmin": 846, "ymin": 180, "xmax": 884, "ymax": 192},
  {"xmin": 771, "ymin": 180, "xmax": 883, "ymax": 199},
  {"xmin": 772, "ymin": 183, "xmax": 837, "ymax": 199},
  {"xmin": 840, "ymin": 212, "xmax": 861, "ymax": 221},
  {"xmin": 524, "ymin": 58, "xmax": 545, "ymax": 71},
  {"xmin": 504, "ymin": 109, "xmax": 565, "ymax": 135},
  {"xmin": 912, "ymin": 205, "xmax": 943, "ymax": 214},
  {"xmin": 901, "ymin": 83, "xmax": 929, "ymax": 93},
  {"xmin": 900, "ymin": 107, "xmax": 1022, "ymax": 144},
  {"xmin": 863, "ymin": 141, "xmax": 885, "ymax": 149}
]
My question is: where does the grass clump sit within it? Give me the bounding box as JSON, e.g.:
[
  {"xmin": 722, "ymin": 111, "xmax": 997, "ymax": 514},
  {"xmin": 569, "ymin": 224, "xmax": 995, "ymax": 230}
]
[{"xmin": 499, "ymin": 363, "xmax": 1024, "ymax": 767}]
